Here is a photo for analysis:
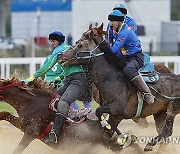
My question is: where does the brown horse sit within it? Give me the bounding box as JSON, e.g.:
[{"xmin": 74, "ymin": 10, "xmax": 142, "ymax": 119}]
[
  {"xmin": 58, "ymin": 36, "xmax": 180, "ymax": 152},
  {"xmin": 0, "ymin": 75, "xmax": 114, "ymax": 154},
  {"xmin": 77, "ymin": 23, "xmax": 173, "ymax": 127},
  {"xmin": 81, "ymin": 24, "xmax": 172, "ymax": 103}
]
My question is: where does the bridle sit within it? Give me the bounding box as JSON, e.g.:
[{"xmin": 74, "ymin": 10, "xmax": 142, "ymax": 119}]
[
  {"xmin": 74, "ymin": 30, "xmax": 105, "ymax": 60},
  {"xmin": 74, "ymin": 44, "xmax": 104, "ymax": 60}
]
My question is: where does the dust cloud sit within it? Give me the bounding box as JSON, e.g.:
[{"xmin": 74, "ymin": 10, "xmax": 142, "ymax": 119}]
[{"xmin": 1, "ymin": 115, "xmax": 180, "ymax": 154}]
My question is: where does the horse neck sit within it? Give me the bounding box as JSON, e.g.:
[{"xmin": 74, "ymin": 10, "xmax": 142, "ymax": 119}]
[
  {"xmin": 90, "ymin": 55, "xmax": 125, "ymax": 87},
  {"xmin": 2, "ymin": 87, "xmax": 51, "ymax": 114}
]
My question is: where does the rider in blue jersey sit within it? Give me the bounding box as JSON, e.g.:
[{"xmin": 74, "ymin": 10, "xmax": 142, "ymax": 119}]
[
  {"xmin": 99, "ymin": 10, "xmax": 154, "ymax": 104},
  {"xmin": 107, "ymin": 3, "xmax": 137, "ymax": 45}
]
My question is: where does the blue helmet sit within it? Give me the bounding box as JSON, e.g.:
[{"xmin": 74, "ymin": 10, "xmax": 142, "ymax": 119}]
[
  {"xmin": 49, "ymin": 31, "xmax": 65, "ymax": 42},
  {"xmin": 108, "ymin": 10, "xmax": 124, "ymax": 22},
  {"xmin": 113, "ymin": 4, "xmax": 127, "ymax": 15}
]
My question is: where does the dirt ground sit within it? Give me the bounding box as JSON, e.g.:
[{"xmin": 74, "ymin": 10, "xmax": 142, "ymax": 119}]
[{"xmin": 0, "ymin": 115, "xmax": 180, "ymax": 154}]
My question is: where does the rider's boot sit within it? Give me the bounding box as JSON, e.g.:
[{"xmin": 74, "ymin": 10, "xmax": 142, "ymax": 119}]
[
  {"xmin": 131, "ymin": 74, "xmax": 155, "ymax": 104},
  {"xmin": 45, "ymin": 113, "xmax": 66, "ymax": 143}
]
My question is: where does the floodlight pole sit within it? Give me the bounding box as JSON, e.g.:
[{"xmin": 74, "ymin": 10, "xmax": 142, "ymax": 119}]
[{"xmin": 36, "ymin": 7, "xmax": 41, "ymax": 47}]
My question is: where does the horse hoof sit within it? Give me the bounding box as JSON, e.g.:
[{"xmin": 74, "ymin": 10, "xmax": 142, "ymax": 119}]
[
  {"xmin": 116, "ymin": 132, "xmax": 132, "ymax": 148},
  {"xmin": 144, "ymin": 144, "xmax": 153, "ymax": 151}
]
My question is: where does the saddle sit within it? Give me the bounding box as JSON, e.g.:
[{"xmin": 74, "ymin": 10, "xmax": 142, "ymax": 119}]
[{"xmin": 139, "ymin": 53, "xmax": 159, "ymax": 83}]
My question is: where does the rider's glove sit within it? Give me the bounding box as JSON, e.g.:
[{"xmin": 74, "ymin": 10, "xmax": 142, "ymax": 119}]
[
  {"xmin": 55, "ymin": 76, "xmax": 61, "ymax": 82},
  {"xmin": 53, "ymin": 76, "xmax": 61, "ymax": 85},
  {"xmin": 22, "ymin": 76, "xmax": 35, "ymax": 84},
  {"xmin": 98, "ymin": 41, "xmax": 111, "ymax": 53}
]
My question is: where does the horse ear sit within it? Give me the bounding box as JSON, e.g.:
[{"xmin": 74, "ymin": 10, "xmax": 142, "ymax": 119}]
[
  {"xmin": 89, "ymin": 24, "xmax": 93, "ymax": 30},
  {"xmin": 89, "ymin": 31, "xmax": 94, "ymax": 40},
  {"xmin": 98, "ymin": 23, "xmax": 104, "ymax": 31}
]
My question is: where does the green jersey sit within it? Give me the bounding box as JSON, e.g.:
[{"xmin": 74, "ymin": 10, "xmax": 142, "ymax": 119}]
[
  {"xmin": 33, "ymin": 43, "xmax": 84, "ymax": 85},
  {"xmin": 40, "ymin": 55, "xmax": 63, "ymax": 83}
]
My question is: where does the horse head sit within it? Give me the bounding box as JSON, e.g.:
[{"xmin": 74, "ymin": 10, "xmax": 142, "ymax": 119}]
[
  {"xmin": 58, "ymin": 38, "xmax": 102, "ymax": 67},
  {"xmin": 58, "ymin": 23, "xmax": 107, "ymax": 66},
  {"xmin": 76, "ymin": 23, "xmax": 107, "ymax": 44}
]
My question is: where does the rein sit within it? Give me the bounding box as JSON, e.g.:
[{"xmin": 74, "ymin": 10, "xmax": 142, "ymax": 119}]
[
  {"xmin": 75, "ymin": 45, "xmax": 104, "ymax": 60},
  {"xmin": 149, "ymin": 85, "xmax": 180, "ymax": 100},
  {"xmin": 0, "ymin": 82, "xmax": 23, "ymax": 100}
]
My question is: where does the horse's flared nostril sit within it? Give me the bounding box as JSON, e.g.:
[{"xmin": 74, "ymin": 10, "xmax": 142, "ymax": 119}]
[{"xmin": 58, "ymin": 53, "xmax": 62, "ymax": 57}]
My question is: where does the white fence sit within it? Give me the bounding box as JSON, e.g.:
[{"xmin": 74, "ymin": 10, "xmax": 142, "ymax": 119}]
[
  {"xmin": 0, "ymin": 56, "xmax": 180, "ymax": 78},
  {"xmin": 0, "ymin": 57, "xmax": 45, "ymax": 78}
]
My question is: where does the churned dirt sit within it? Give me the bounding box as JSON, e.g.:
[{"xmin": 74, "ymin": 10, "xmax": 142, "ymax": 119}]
[{"xmin": 0, "ymin": 115, "xmax": 180, "ymax": 154}]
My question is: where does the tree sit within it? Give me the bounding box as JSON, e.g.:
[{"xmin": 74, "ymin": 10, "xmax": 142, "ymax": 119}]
[{"xmin": 171, "ymin": 0, "xmax": 180, "ymax": 20}]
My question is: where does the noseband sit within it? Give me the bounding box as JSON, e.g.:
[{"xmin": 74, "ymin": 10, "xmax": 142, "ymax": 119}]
[{"xmin": 75, "ymin": 44, "xmax": 104, "ymax": 60}]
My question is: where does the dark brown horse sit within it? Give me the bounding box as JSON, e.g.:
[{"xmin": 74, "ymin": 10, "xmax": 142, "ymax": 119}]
[
  {"xmin": 76, "ymin": 23, "xmax": 173, "ymax": 127},
  {"xmin": 0, "ymin": 75, "xmax": 113, "ymax": 154},
  {"xmin": 58, "ymin": 36, "xmax": 180, "ymax": 152}
]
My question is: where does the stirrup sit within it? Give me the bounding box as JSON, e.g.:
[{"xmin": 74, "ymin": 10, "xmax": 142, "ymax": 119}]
[
  {"xmin": 46, "ymin": 130, "xmax": 58, "ymax": 144},
  {"xmin": 143, "ymin": 93, "xmax": 155, "ymax": 104}
]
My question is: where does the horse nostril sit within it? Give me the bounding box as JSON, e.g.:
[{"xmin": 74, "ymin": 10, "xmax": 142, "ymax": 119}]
[{"xmin": 58, "ymin": 53, "xmax": 62, "ymax": 57}]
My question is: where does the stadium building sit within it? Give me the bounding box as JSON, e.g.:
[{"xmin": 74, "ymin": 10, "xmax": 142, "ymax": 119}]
[{"xmin": 10, "ymin": 0, "xmax": 171, "ymax": 52}]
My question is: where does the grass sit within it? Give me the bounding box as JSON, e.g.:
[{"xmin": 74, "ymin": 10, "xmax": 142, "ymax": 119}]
[{"xmin": 0, "ymin": 102, "xmax": 16, "ymax": 114}]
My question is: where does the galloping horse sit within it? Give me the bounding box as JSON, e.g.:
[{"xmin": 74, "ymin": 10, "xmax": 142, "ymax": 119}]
[
  {"xmin": 76, "ymin": 23, "xmax": 173, "ymax": 127},
  {"xmin": 0, "ymin": 75, "xmax": 111, "ymax": 154},
  {"xmin": 58, "ymin": 36, "xmax": 180, "ymax": 151}
]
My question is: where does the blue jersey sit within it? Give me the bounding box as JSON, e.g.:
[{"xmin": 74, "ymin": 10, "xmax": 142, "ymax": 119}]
[
  {"xmin": 109, "ymin": 23, "xmax": 142, "ymax": 58},
  {"xmin": 125, "ymin": 16, "xmax": 137, "ymax": 34},
  {"xmin": 107, "ymin": 16, "xmax": 137, "ymax": 45}
]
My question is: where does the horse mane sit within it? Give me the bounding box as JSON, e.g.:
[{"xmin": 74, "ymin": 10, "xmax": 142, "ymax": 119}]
[{"xmin": 0, "ymin": 73, "xmax": 55, "ymax": 96}]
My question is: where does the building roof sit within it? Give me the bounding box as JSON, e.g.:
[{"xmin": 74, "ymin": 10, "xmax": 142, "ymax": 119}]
[{"xmin": 10, "ymin": 0, "xmax": 72, "ymax": 12}]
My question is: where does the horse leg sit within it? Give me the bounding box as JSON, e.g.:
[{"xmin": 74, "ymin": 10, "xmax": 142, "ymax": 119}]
[
  {"xmin": 96, "ymin": 106, "xmax": 111, "ymax": 119},
  {"xmin": 96, "ymin": 105, "xmax": 125, "ymax": 142},
  {"xmin": 144, "ymin": 101, "xmax": 177, "ymax": 151},
  {"xmin": 96, "ymin": 106, "xmax": 120, "ymax": 137},
  {"xmin": 0, "ymin": 111, "xmax": 11, "ymax": 120},
  {"xmin": 0, "ymin": 111, "xmax": 23, "ymax": 132},
  {"xmin": 13, "ymin": 132, "xmax": 35, "ymax": 154},
  {"xmin": 153, "ymin": 110, "xmax": 167, "ymax": 134},
  {"xmin": 108, "ymin": 116, "xmax": 121, "ymax": 136},
  {"xmin": 0, "ymin": 112, "xmax": 34, "ymax": 153},
  {"xmin": 153, "ymin": 110, "xmax": 170, "ymax": 153}
]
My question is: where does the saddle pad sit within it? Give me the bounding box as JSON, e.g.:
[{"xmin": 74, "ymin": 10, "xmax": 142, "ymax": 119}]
[{"xmin": 141, "ymin": 71, "xmax": 159, "ymax": 83}]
